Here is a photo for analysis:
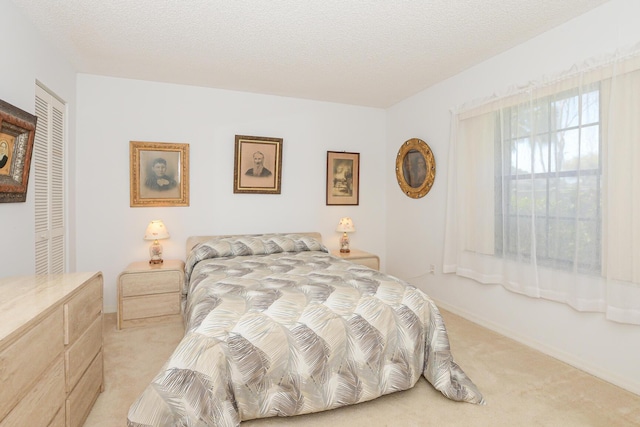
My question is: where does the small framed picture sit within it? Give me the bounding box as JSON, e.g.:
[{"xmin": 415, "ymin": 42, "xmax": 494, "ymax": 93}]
[
  {"xmin": 326, "ymin": 151, "xmax": 359, "ymax": 205},
  {"xmin": 0, "ymin": 99, "xmax": 37, "ymax": 203},
  {"xmin": 234, "ymin": 135, "xmax": 283, "ymax": 194},
  {"xmin": 130, "ymin": 141, "xmax": 189, "ymax": 207}
]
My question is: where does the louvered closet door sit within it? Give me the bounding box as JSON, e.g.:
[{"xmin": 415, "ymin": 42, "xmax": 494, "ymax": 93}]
[{"xmin": 34, "ymin": 84, "xmax": 66, "ymax": 274}]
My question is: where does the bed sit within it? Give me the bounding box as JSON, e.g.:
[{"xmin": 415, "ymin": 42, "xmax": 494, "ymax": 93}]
[{"xmin": 127, "ymin": 233, "xmax": 484, "ymax": 426}]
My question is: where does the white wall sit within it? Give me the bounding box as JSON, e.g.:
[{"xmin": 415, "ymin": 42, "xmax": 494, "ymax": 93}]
[
  {"xmin": 75, "ymin": 76, "xmax": 387, "ymax": 312},
  {"xmin": 386, "ymin": 0, "xmax": 640, "ymax": 395},
  {"xmin": 0, "ymin": 1, "xmax": 76, "ymax": 276}
]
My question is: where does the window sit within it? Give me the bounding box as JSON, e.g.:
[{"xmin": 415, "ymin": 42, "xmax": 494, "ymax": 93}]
[
  {"xmin": 444, "ymin": 50, "xmax": 640, "ymax": 324},
  {"xmin": 34, "ymin": 84, "xmax": 65, "ymax": 274},
  {"xmin": 496, "ymin": 85, "xmax": 602, "ymax": 274}
]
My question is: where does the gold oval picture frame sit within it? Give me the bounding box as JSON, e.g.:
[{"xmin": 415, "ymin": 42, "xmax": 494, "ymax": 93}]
[{"xmin": 395, "ymin": 138, "xmax": 436, "ymax": 199}]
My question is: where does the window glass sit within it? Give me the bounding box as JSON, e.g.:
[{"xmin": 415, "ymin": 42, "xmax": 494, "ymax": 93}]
[{"xmin": 497, "ymin": 86, "xmax": 601, "ymax": 273}]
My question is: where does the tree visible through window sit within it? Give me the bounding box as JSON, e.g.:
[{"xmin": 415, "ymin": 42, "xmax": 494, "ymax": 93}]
[{"xmin": 495, "ymin": 85, "xmax": 601, "ymax": 274}]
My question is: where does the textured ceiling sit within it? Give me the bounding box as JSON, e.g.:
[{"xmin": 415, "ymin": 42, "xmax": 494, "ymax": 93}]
[{"xmin": 12, "ymin": 0, "xmax": 609, "ymax": 108}]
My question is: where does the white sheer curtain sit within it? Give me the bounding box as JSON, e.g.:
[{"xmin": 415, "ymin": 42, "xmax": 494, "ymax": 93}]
[{"xmin": 444, "ymin": 48, "xmax": 640, "ymax": 325}]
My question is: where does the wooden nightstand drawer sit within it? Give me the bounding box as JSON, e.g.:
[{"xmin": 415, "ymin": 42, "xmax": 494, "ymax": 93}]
[
  {"xmin": 120, "ymin": 270, "xmax": 182, "ymax": 297},
  {"xmin": 349, "ymin": 256, "xmax": 379, "ymax": 270},
  {"xmin": 122, "ymin": 293, "xmax": 181, "ymax": 320},
  {"xmin": 331, "ymin": 249, "xmax": 380, "ymax": 271}
]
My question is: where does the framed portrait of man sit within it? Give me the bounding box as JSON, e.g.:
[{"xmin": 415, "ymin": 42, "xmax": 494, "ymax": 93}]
[
  {"xmin": 233, "ymin": 135, "xmax": 283, "ymax": 194},
  {"xmin": 130, "ymin": 141, "xmax": 189, "ymax": 207}
]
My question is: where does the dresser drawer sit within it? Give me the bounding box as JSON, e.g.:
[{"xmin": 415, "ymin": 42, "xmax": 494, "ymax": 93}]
[
  {"xmin": 48, "ymin": 407, "xmax": 65, "ymax": 427},
  {"xmin": 0, "ymin": 357, "xmax": 65, "ymax": 427},
  {"xmin": 122, "ymin": 293, "xmax": 181, "ymax": 320},
  {"xmin": 66, "ymin": 351, "xmax": 103, "ymax": 427},
  {"xmin": 65, "ymin": 315, "xmax": 102, "ymax": 392},
  {"xmin": 0, "ymin": 307, "xmax": 64, "ymax": 420},
  {"xmin": 64, "ymin": 276, "xmax": 102, "ymax": 345},
  {"xmin": 120, "ymin": 270, "xmax": 183, "ymax": 297}
]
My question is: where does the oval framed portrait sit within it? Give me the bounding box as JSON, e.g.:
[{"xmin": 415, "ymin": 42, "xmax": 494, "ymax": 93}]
[{"xmin": 395, "ymin": 138, "xmax": 436, "ymax": 199}]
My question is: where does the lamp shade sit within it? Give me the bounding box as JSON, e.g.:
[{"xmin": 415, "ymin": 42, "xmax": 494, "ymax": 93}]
[
  {"xmin": 144, "ymin": 220, "xmax": 170, "ymax": 241},
  {"xmin": 336, "ymin": 217, "xmax": 355, "ymax": 233}
]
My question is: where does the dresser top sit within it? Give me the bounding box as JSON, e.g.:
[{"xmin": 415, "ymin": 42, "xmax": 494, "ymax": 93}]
[{"xmin": 0, "ymin": 271, "xmax": 102, "ymax": 345}]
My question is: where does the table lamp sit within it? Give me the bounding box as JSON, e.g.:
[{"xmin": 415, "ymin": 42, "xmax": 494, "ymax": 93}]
[
  {"xmin": 144, "ymin": 220, "xmax": 170, "ymax": 264},
  {"xmin": 336, "ymin": 217, "xmax": 355, "ymax": 253}
]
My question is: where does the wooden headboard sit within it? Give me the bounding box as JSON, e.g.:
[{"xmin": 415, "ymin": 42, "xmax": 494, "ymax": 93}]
[{"xmin": 185, "ymin": 232, "xmax": 323, "ymax": 257}]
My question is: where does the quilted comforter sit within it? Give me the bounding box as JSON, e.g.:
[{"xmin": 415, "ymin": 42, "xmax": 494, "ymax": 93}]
[{"xmin": 128, "ymin": 234, "xmax": 483, "ymax": 426}]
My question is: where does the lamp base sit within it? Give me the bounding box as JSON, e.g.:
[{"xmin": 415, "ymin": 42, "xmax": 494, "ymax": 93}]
[
  {"xmin": 149, "ymin": 239, "xmax": 164, "ymax": 265},
  {"xmin": 339, "ymin": 232, "xmax": 351, "ymax": 253}
]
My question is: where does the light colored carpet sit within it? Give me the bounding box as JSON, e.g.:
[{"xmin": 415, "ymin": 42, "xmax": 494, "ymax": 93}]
[{"xmin": 84, "ymin": 311, "xmax": 640, "ymax": 426}]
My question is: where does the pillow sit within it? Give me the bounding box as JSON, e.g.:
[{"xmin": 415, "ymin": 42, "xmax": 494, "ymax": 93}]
[{"xmin": 185, "ymin": 233, "xmax": 327, "ymax": 282}]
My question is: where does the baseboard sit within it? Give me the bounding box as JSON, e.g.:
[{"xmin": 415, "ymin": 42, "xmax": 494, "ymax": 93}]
[{"xmin": 433, "ymin": 299, "xmax": 640, "ymax": 397}]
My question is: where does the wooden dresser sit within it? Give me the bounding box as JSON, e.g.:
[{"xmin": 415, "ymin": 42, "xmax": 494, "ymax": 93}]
[{"xmin": 0, "ymin": 272, "xmax": 104, "ymax": 427}]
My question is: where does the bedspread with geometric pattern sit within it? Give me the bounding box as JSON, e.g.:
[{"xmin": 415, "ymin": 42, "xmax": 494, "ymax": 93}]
[{"xmin": 127, "ymin": 234, "xmax": 484, "ymax": 427}]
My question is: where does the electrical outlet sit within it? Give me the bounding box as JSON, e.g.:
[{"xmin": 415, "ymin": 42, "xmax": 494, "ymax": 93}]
[{"xmin": 429, "ymin": 264, "xmax": 436, "ymax": 274}]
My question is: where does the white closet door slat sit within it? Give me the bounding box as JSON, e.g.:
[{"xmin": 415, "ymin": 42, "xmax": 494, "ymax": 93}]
[{"xmin": 34, "ymin": 84, "xmax": 65, "ymax": 274}]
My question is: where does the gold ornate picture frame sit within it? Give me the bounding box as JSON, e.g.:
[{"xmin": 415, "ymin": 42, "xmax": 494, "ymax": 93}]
[
  {"xmin": 326, "ymin": 151, "xmax": 360, "ymax": 205},
  {"xmin": 233, "ymin": 135, "xmax": 283, "ymax": 194},
  {"xmin": 130, "ymin": 141, "xmax": 189, "ymax": 207},
  {"xmin": 0, "ymin": 99, "xmax": 37, "ymax": 203},
  {"xmin": 395, "ymin": 138, "xmax": 436, "ymax": 199}
]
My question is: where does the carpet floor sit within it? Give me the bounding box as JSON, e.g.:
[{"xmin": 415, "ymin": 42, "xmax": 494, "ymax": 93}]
[{"xmin": 84, "ymin": 310, "xmax": 640, "ymax": 426}]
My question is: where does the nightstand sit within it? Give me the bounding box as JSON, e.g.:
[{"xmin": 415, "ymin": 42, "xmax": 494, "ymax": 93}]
[
  {"xmin": 117, "ymin": 259, "xmax": 184, "ymax": 329},
  {"xmin": 331, "ymin": 249, "xmax": 380, "ymax": 271}
]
